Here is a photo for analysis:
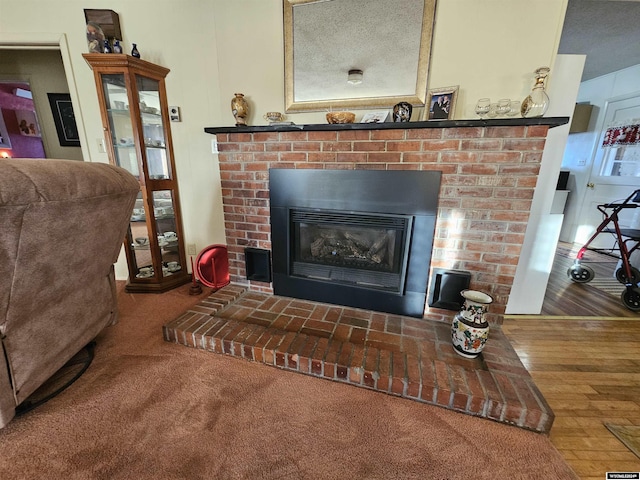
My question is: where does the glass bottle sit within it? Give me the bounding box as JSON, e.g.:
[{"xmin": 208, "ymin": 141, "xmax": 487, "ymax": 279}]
[
  {"xmin": 520, "ymin": 67, "xmax": 550, "ymax": 118},
  {"xmin": 103, "ymin": 39, "xmax": 112, "ymax": 54},
  {"xmin": 131, "ymin": 43, "xmax": 141, "ymax": 58},
  {"xmin": 112, "ymin": 39, "xmax": 122, "ymax": 54}
]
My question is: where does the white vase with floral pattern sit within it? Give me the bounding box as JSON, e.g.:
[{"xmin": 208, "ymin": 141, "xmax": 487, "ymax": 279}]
[{"xmin": 451, "ymin": 289, "xmax": 493, "ymax": 358}]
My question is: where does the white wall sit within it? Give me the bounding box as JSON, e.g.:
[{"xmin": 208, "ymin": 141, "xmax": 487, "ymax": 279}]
[
  {"xmin": 0, "ymin": 0, "xmax": 569, "ymax": 281},
  {"xmin": 428, "ymin": 0, "xmax": 567, "ymax": 118},
  {"xmin": 1, "ymin": 0, "xmax": 227, "ymax": 279},
  {"xmin": 506, "ymin": 54, "xmax": 586, "ymax": 314},
  {"xmin": 560, "ymin": 63, "xmax": 640, "ymax": 243}
]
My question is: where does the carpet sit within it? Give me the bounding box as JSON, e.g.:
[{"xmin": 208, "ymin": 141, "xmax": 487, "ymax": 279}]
[
  {"xmin": 16, "ymin": 342, "xmax": 95, "ymax": 417},
  {"xmin": 606, "ymin": 424, "xmax": 640, "ymax": 459},
  {"xmin": 0, "ymin": 283, "xmax": 578, "ymax": 480}
]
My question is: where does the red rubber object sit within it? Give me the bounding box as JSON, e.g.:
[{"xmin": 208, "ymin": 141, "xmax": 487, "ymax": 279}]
[{"xmin": 195, "ymin": 244, "xmax": 230, "ymax": 289}]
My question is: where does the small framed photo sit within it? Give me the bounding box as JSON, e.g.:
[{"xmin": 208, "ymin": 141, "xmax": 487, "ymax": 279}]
[
  {"xmin": 16, "ymin": 110, "xmax": 41, "ymax": 137},
  {"xmin": 360, "ymin": 111, "xmax": 389, "ymax": 123},
  {"xmin": 47, "ymin": 93, "xmax": 80, "ymax": 147},
  {"xmin": 425, "ymin": 85, "xmax": 459, "ymax": 121}
]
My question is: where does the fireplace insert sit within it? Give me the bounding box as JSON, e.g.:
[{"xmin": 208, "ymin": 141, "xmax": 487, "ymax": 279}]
[
  {"xmin": 291, "ymin": 209, "xmax": 411, "ymax": 293},
  {"xmin": 269, "ymin": 169, "xmax": 441, "ymax": 317}
]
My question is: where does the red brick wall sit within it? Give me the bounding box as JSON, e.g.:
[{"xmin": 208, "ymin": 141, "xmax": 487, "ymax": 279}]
[{"xmin": 215, "ymin": 124, "xmax": 549, "ymax": 323}]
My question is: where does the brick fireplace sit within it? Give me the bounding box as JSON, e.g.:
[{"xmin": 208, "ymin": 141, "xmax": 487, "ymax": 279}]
[
  {"xmin": 164, "ymin": 118, "xmax": 568, "ymax": 433},
  {"xmin": 207, "ymin": 119, "xmax": 566, "ymax": 324}
]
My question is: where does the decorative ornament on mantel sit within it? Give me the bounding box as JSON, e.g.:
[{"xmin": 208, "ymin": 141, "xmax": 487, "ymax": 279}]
[
  {"xmin": 326, "ymin": 111, "xmax": 355, "ymax": 124},
  {"xmin": 131, "ymin": 43, "xmax": 140, "ymax": 58},
  {"xmin": 520, "ymin": 66, "xmax": 550, "ymax": 118},
  {"xmin": 231, "ymin": 93, "xmax": 249, "ymax": 126},
  {"xmin": 451, "ymin": 290, "xmax": 493, "ymax": 358},
  {"xmin": 392, "ymin": 101, "xmax": 412, "ymax": 122}
]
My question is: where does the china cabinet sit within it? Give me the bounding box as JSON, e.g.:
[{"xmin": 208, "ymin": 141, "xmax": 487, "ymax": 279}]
[{"xmin": 83, "ymin": 53, "xmax": 190, "ymax": 293}]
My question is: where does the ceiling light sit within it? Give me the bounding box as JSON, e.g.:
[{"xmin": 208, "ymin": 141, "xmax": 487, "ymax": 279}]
[{"xmin": 347, "ymin": 69, "xmax": 363, "ymax": 85}]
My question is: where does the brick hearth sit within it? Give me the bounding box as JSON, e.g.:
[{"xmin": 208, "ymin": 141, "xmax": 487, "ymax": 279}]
[
  {"xmin": 163, "ymin": 284, "xmax": 554, "ymax": 433},
  {"xmin": 188, "ymin": 119, "xmax": 567, "ymax": 432}
]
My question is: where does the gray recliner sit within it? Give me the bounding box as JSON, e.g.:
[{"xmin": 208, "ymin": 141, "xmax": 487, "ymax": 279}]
[{"xmin": 0, "ymin": 158, "xmax": 139, "ymax": 429}]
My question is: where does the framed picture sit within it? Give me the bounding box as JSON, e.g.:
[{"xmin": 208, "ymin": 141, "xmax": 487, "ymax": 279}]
[
  {"xmin": 16, "ymin": 110, "xmax": 41, "ymax": 137},
  {"xmin": 84, "ymin": 9, "xmax": 122, "ymax": 39},
  {"xmin": 360, "ymin": 111, "xmax": 389, "ymax": 123},
  {"xmin": 425, "ymin": 85, "xmax": 459, "ymax": 121},
  {"xmin": 0, "ymin": 109, "xmax": 11, "ymax": 149},
  {"xmin": 47, "ymin": 93, "xmax": 81, "ymax": 147}
]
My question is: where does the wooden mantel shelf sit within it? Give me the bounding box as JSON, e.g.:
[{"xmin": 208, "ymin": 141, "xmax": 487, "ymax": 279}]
[{"xmin": 204, "ymin": 117, "xmax": 569, "ymax": 135}]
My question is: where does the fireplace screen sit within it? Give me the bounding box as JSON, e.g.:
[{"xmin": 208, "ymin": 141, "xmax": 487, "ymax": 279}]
[
  {"xmin": 270, "ymin": 168, "xmax": 441, "ymax": 317},
  {"xmin": 290, "ymin": 209, "xmax": 412, "ymax": 292}
]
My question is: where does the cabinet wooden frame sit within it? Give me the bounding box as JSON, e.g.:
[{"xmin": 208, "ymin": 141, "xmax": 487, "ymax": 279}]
[{"xmin": 83, "ymin": 53, "xmax": 190, "ymax": 293}]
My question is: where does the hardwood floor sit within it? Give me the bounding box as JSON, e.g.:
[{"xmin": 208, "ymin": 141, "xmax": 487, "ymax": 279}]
[
  {"xmin": 503, "ymin": 243, "xmax": 640, "ymax": 479},
  {"xmin": 541, "ymin": 243, "xmax": 637, "ymax": 317}
]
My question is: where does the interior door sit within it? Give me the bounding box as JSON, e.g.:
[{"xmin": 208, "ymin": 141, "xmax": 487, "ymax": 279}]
[{"xmin": 575, "ymin": 93, "xmax": 640, "ymax": 249}]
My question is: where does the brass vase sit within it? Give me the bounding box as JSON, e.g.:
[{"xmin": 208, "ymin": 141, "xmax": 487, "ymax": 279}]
[{"xmin": 231, "ymin": 93, "xmax": 249, "ymax": 126}]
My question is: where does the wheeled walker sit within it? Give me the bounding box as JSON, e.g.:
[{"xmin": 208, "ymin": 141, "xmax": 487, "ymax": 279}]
[{"xmin": 567, "ymin": 189, "xmax": 640, "ymax": 311}]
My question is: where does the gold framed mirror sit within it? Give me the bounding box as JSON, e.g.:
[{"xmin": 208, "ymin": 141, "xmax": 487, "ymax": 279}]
[{"xmin": 284, "ymin": 0, "xmax": 436, "ymax": 113}]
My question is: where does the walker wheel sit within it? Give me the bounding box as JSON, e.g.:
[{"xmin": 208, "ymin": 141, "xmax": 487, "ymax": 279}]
[
  {"xmin": 567, "ymin": 264, "xmax": 595, "ymax": 283},
  {"xmin": 621, "ymin": 287, "xmax": 640, "ymax": 311},
  {"xmin": 615, "ymin": 266, "xmax": 640, "ymax": 285}
]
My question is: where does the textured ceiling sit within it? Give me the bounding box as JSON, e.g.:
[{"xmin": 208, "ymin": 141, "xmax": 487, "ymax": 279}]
[{"xmin": 558, "ymin": 0, "xmax": 640, "ymax": 81}]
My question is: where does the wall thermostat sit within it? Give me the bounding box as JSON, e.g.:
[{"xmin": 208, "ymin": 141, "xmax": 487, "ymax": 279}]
[{"xmin": 169, "ymin": 106, "xmax": 181, "ymax": 122}]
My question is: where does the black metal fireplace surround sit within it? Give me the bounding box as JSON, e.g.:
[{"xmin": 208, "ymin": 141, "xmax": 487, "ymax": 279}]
[{"xmin": 269, "ymin": 169, "xmax": 441, "ymax": 317}]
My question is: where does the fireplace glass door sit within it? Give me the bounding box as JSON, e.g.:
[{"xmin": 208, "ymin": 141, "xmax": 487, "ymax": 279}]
[{"xmin": 290, "ymin": 209, "xmax": 412, "ymax": 293}]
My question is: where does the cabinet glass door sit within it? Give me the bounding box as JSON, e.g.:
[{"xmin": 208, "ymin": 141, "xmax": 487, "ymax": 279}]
[
  {"xmin": 136, "ymin": 75, "xmax": 171, "ymax": 180},
  {"xmin": 129, "ymin": 191, "xmax": 153, "ymax": 277},
  {"xmin": 153, "ymin": 190, "xmax": 182, "ymax": 276},
  {"xmin": 101, "ymin": 74, "xmax": 139, "ymax": 178}
]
